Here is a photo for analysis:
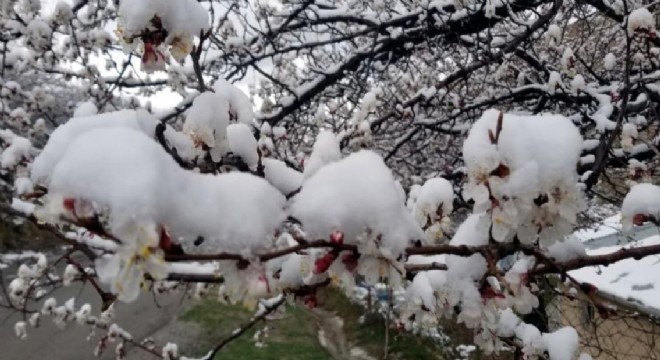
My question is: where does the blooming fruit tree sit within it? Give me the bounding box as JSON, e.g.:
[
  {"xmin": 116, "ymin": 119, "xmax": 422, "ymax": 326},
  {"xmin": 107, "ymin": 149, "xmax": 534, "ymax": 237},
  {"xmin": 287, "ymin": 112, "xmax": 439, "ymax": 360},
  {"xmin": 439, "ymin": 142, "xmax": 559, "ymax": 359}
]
[{"xmin": 1, "ymin": 0, "xmax": 660, "ymax": 359}]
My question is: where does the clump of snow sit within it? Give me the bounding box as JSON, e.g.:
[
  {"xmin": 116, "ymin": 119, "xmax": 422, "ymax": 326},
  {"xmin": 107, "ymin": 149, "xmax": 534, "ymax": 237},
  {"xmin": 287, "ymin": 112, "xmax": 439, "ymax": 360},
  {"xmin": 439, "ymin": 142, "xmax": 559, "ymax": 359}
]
[
  {"xmin": 621, "ymin": 183, "xmax": 660, "ymax": 230},
  {"xmin": 462, "ymin": 109, "xmax": 583, "ymax": 245},
  {"xmin": 413, "ymin": 178, "xmax": 454, "ymax": 242},
  {"xmin": 227, "ymin": 124, "xmax": 258, "ymax": 168},
  {"xmin": 627, "ymin": 8, "xmax": 656, "ymax": 36},
  {"xmin": 291, "ymin": 150, "xmax": 423, "ymax": 255},
  {"xmin": 73, "ymin": 101, "xmax": 98, "ymax": 117},
  {"xmin": 263, "ymin": 158, "xmax": 303, "ymax": 195},
  {"xmin": 14, "ymin": 177, "xmax": 33, "ymax": 195},
  {"xmin": 546, "ymin": 24, "xmax": 562, "ymax": 45},
  {"xmin": 542, "ymin": 327, "xmax": 579, "ymax": 360},
  {"xmin": 547, "ymin": 71, "xmax": 563, "ymax": 93},
  {"xmin": 604, "ymin": 53, "xmax": 616, "ymax": 70},
  {"xmin": 46, "ymin": 127, "xmax": 181, "ymax": 234},
  {"xmin": 546, "ymin": 235, "xmax": 585, "ymax": 262},
  {"xmin": 182, "ymin": 92, "xmax": 230, "ymax": 161},
  {"xmin": 183, "ymin": 84, "xmax": 256, "ymax": 161},
  {"xmin": 212, "ymin": 80, "xmax": 254, "ymax": 125},
  {"xmin": 118, "ymin": 0, "xmax": 209, "ymax": 43},
  {"xmin": 32, "ymin": 109, "xmax": 198, "ymax": 185},
  {"xmin": 570, "ymin": 75, "xmax": 585, "ymax": 92},
  {"xmin": 446, "ymin": 214, "xmax": 488, "ymax": 281},
  {"xmin": 170, "ymin": 171, "xmax": 286, "ymax": 254},
  {"xmin": 621, "ymin": 123, "xmax": 638, "ymax": 152},
  {"xmin": 303, "ymin": 130, "xmax": 341, "ymax": 179},
  {"xmin": 0, "ymin": 130, "xmax": 32, "ymax": 168},
  {"xmin": 35, "ymin": 126, "xmax": 286, "ymax": 254},
  {"xmin": 561, "ymin": 48, "xmax": 574, "ymax": 73}
]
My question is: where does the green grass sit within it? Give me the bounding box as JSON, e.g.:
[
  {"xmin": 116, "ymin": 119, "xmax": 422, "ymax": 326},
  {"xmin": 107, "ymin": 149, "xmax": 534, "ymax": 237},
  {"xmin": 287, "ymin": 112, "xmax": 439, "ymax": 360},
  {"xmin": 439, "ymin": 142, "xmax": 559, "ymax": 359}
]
[
  {"xmin": 180, "ymin": 298, "xmax": 333, "ymax": 360},
  {"xmin": 317, "ymin": 288, "xmax": 454, "ymax": 360},
  {"xmin": 180, "ymin": 289, "xmax": 511, "ymax": 360}
]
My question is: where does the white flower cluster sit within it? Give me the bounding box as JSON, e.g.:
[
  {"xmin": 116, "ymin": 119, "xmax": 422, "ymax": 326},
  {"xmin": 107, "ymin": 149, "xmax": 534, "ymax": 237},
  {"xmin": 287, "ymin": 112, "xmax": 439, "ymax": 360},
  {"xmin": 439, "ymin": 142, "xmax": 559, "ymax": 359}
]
[
  {"xmin": 462, "ymin": 109, "xmax": 584, "ymax": 247},
  {"xmin": 116, "ymin": 0, "xmax": 210, "ymax": 72}
]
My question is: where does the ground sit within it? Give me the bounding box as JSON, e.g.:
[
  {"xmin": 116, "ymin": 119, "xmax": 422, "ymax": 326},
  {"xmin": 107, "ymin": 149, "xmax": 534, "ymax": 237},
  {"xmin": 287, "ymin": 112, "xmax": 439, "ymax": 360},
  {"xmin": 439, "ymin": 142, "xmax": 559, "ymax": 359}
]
[{"xmin": 179, "ymin": 288, "xmax": 512, "ymax": 360}]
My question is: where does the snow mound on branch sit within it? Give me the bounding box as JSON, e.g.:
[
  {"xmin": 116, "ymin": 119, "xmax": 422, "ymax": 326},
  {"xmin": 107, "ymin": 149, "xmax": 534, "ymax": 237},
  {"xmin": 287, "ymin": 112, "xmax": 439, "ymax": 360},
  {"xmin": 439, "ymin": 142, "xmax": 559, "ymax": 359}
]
[
  {"xmin": 406, "ymin": 272, "xmax": 437, "ymax": 311},
  {"xmin": 213, "ymin": 79, "xmax": 254, "ymax": 125},
  {"xmin": 621, "ymin": 183, "xmax": 660, "ymax": 230},
  {"xmin": 542, "ymin": 327, "xmax": 578, "ymax": 360},
  {"xmin": 168, "ymin": 171, "xmax": 286, "ymax": 254},
  {"xmin": 183, "ymin": 92, "xmax": 230, "ymax": 161},
  {"xmin": 414, "ymin": 178, "xmax": 454, "ymax": 219},
  {"xmin": 227, "ymin": 123, "xmax": 258, "ymax": 168},
  {"xmin": 304, "ymin": 130, "xmax": 341, "ymax": 178},
  {"xmin": 118, "ymin": 0, "xmax": 209, "ymax": 40},
  {"xmin": 73, "ymin": 101, "xmax": 98, "ymax": 117},
  {"xmin": 183, "ymin": 83, "xmax": 255, "ymax": 161},
  {"xmin": 32, "ymin": 109, "xmax": 197, "ymax": 184},
  {"xmin": 263, "ymin": 158, "xmax": 303, "ymax": 195},
  {"xmin": 38, "ymin": 126, "xmax": 286, "ymax": 253},
  {"xmin": 49, "ymin": 127, "xmax": 180, "ymax": 233},
  {"xmin": 446, "ymin": 214, "xmax": 488, "ymax": 281},
  {"xmin": 546, "ymin": 235, "xmax": 585, "ymax": 262},
  {"xmin": 0, "ymin": 130, "xmax": 32, "ymax": 168},
  {"xmin": 290, "ymin": 150, "xmax": 423, "ymax": 255},
  {"xmin": 627, "ymin": 7, "xmax": 656, "ymax": 36}
]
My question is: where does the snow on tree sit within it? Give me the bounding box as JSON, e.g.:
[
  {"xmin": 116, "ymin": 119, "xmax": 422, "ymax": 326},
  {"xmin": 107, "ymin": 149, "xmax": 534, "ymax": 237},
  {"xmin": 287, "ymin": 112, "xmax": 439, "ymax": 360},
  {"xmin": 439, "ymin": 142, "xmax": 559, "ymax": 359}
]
[{"xmin": 1, "ymin": 0, "xmax": 660, "ymax": 359}]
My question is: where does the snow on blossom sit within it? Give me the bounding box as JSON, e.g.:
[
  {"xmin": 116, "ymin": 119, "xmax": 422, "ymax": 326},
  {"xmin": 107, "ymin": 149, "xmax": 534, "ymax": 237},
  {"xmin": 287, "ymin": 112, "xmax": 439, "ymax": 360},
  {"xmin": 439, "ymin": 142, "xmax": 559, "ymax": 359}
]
[
  {"xmin": 36, "ymin": 125, "xmax": 286, "ymax": 256},
  {"xmin": 162, "ymin": 343, "xmax": 178, "ymax": 360},
  {"xmin": 542, "ymin": 327, "xmax": 579, "ymax": 360},
  {"xmin": 462, "ymin": 109, "xmax": 583, "ymax": 245},
  {"xmin": 73, "ymin": 101, "xmax": 98, "ymax": 117},
  {"xmin": 212, "ymin": 79, "xmax": 254, "ymax": 125},
  {"xmin": 14, "ymin": 321, "xmax": 27, "ymax": 339},
  {"xmin": 413, "ymin": 177, "xmax": 454, "ymax": 241},
  {"xmin": 291, "ymin": 150, "xmax": 424, "ymax": 255},
  {"xmin": 303, "ymin": 130, "xmax": 341, "ymax": 178},
  {"xmin": 547, "ymin": 71, "xmax": 563, "ymax": 93},
  {"xmin": 0, "ymin": 129, "xmax": 32, "ymax": 168},
  {"xmin": 570, "ymin": 74, "xmax": 585, "ymax": 92},
  {"xmin": 627, "ymin": 7, "xmax": 656, "ymax": 36},
  {"xmin": 117, "ymin": 0, "xmax": 209, "ymax": 43},
  {"xmin": 545, "ymin": 235, "xmax": 585, "ymax": 262},
  {"xmin": 621, "ymin": 122, "xmax": 638, "ymax": 152},
  {"xmin": 63, "ymin": 264, "xmax": 79, "ymax": 286},
  {"xmin": 405, "ymin": 272, "xmax": 437, "ymax": 311},
  {"xmin": 621, "ymin": 183, "xmax": 660, "ymax": 230},
  {"xmin": 14, "ymin": 176, "xmax": 33, "ymax": 195},
  {"xmin": 182, "ymin": 92, "xmax": 230, "ymax": 161},
  {"xmin": 262, "ymin": 158, "xmax": 303, "ymax": 195},
  {"xmin": 31, "ymin": 109, "xmax": 196, "ymax": 185},
  {"xmin": 446, "ymin": 214, "xmax": 488, "ymax": 282},
  {"xmin": 45, "ymin": 127, "xmax": 180, "ymax": 233},
  {"xmin": 26, "ymin": 19, "xmax": 51, "ymax": 49},
  {"xmin": 604, "ymin": 53, "xmax": 616, "ymax": 70},
  {"xmin": 169, "ymin": 171, "xmax": 286, "ymax": 254}
]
